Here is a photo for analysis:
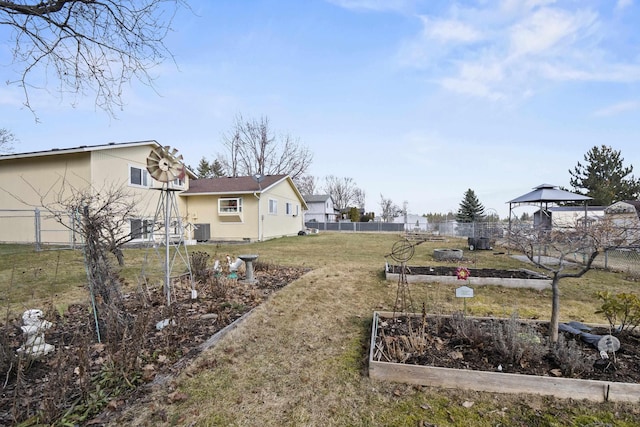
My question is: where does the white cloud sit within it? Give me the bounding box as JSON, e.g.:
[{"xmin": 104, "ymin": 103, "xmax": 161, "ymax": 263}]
[
  {"xmin": 540, "ymin": 63, "xmax": 640, "ymax": 83},
  {"xmin": 326, "ymin": 0, "xmax": 414, "ymax": 13},
  {"xmin": 397, "ymin": 2, "xmax": 640, "ymax": 102},
  {"xmin": 508, "ymin": 8, "xmax": 598, "ymax": 57},
  {"xmin": 616, "ymin": 0, "xmax": 633, "ymax": 11},
  {"xmin": 420, "ymin": 16, "xmax": 483, "ymax": 43},
  {"xmin": 593, "ymin": 101, "xmax": 640, "ymax": 117},
  {"xmin": 440, "ymin": 77, "xmax": 505, "ymax": 101}
]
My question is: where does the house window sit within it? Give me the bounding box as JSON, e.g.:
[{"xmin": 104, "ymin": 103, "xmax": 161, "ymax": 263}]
[
  {"xmin": 130, "ymin": 165, "xmax": 150, "ymax": 188},
  {"xmin": 219, "ymin": 198, "xmax": 242, "ymax": 214},
  {"xmin": 269, "ymin": 199, "xmax": 277, "ymax": 215},
  {"xmin": 130, "ymin": 219, "xmax": 153, "ymax": 240},
  {"xmin": 173, "ymin": 177, "xmax": 185, "ymax": 188},
  {"xmin": 286, "ymin": 202, "xmax": 293, "ymax": 215}
]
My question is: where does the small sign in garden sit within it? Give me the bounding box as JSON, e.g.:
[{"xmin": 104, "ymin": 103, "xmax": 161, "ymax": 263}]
[
  {"xmin": 455, "ymin": 285, "xmax": 474, "ymax": 298},
  {"xmin": 455, "ymin": 267, "xmax": 473, "ymax": 314}
]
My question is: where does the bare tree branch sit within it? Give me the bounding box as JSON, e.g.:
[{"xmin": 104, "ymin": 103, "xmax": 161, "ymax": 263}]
[
  {"xmin": 1, "ymin": 0, "xmax": 187, "ymax": 116},
  {"xmin": 219, "ymin": 114, "xmax": 313, "ymax": 180},
  {"xmin": 508, "ymin": 217, "xmax": 637, "ymax": 342}
]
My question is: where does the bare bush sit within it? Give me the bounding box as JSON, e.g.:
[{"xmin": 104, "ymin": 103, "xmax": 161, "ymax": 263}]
[
  {"xmin": 490, "ymin": 314, "xmax": 547, "ymax": 367},
  {"xmin": 551, "ymin": 334, "xmax": 593, "ymax": 377},
  {"xmin": 450, "ymin": 311, "xmax": 489, "ymax": 347}
]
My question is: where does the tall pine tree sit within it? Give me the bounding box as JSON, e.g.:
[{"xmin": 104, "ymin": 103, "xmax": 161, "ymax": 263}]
[
  {"xmin": 569, "ymin": 145, "xmax": 640, "ymax": 206},
  {"xmin": 456, "ymin": 189, "xmax": 485, "ymax": 223},
  {"xmin": 196, "ymin": 157, "xmax": 212, "ymax": 178}
]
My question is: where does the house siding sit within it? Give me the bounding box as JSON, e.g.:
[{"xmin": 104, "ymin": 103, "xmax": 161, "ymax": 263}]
[
  {"xmin": 186, "ymin": 194, "xmax": 260, "ymax": 241},
  {"xmin": 0, "ymin": 142, "xmax": 191, "ymax": 244},
  {"xmin": 0, "ymin": 152, "xmax": 92, "ymax": 243},
  {"xmin": 183, "ymin": 178, "xmax": 305, "ymax": 242},
  {"xmin": 260, "ymin": 181, "xmax": 304, "ymax": 240}
]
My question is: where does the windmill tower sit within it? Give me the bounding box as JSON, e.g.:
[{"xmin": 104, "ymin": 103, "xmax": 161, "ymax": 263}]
[{"xmin": 145, "ymin": 146, "xmax": 194, "ymax": 305}]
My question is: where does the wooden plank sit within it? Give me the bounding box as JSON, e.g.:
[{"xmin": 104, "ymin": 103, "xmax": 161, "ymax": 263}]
[{"xmin": 369, "ymin": 312, "xmax": 640, "ymax": 403}]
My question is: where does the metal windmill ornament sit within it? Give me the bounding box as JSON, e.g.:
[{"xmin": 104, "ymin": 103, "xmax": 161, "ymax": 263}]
[{"xmin": 143, "ymin": 145, "xmax": 194, "ymax": 305}]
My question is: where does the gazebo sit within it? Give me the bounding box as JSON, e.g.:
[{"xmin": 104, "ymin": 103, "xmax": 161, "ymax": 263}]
[{"xmin": 507, "ymin": 183, "xmax": 593, "ymax": 231}]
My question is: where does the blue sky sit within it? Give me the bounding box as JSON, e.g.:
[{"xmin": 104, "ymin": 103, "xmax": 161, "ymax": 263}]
[{"xmin": 3, "ymin": 0, "xmax": 640, "ymax": 219}]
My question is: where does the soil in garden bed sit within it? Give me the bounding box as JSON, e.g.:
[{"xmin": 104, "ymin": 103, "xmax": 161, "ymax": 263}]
[
  {"xmin": 375, "ymin": 314, "xmax": 640, "ymax": 383},
  {"xmin": 386, "ymin": 265, "xmax": 549, "ymax": 280},
  {"xmin": 0, "ymin": 263, "xmax": 309, "ymax": 426}
]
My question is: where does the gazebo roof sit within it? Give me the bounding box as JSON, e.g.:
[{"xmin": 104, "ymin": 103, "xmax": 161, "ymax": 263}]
[{"xmin": 508, "ymin": 184, "xmax": 592, "ymax": 204}]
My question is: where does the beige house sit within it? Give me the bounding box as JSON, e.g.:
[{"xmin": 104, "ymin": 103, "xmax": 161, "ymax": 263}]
[
  {"xmin": 0, "ymin": 141, "xmax": 194, "ymax": 245},
  {"xmin": 181, "ymin": 175, "xmax": 308, "ymax": 242}
]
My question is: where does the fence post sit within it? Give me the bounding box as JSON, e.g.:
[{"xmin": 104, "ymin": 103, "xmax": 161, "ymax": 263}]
[
  {"xmin": 34, "ymin": 208, "xmax": 41, "ymax": 251},
  {"xmin": 604, "ymin": 249, "xmax": 608, "ymax": 269}
]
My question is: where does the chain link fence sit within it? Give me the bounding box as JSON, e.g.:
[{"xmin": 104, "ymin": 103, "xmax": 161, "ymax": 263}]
[{"xmin": 0, "ymin": 208, "xmax": 79, "ymax": 250}]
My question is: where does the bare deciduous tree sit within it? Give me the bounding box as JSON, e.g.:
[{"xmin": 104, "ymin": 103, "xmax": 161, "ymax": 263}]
[
  {"xmin": 1, "ymin": 0, "xmax": 186, "ymax": 116},
  {"xmin": 44, "ymin": 183, "xmax": 142, "ymax": 342},
  {"xmin": 218, "ymin": 115, "xmax": 313, "ymax": 180},
  {"xmin": 294, "ymin": 174, "xmax": 318, "ymax": 196},
  {"xmin": 323, "ymin": 175, "xmax": 365, "ymax": 212},
  {"xmin": 379, "ymin": 194, "xmax": 401, "ymax": 222},
  {"xmin": 46, "ymin": 183, "xmax": 140, "ymax": 266},
  {"xmin": 0, "ymin": 128, "xmax": 17, "ymax": 153},
  {"xmin": 508, "ymin": 217, "xmax": 637, "ymax": 342}
]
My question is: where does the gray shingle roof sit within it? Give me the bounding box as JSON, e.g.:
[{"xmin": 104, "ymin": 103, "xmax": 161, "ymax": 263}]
[
  {"xmin": 181, "ymin": 175, "xmax": 289, "ymax": 195},
  {"xmin": 303, "ymin": 195, "xmax": 331, "ymax": 203}
]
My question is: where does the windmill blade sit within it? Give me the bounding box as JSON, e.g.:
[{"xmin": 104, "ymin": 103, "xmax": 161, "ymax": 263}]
[{"xmin": 146, "ymin": 145, "xmax": 186, "ymax": 183}]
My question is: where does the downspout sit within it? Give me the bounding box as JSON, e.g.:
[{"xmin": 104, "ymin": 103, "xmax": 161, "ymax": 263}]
[{"xmin": 254, "ymin": 192, "xmax": 262, "ymax": 241}]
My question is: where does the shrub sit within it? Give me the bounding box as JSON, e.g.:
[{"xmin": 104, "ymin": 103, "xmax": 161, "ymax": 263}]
[
  {"xmin": 551, "ymin": 334, "xmax": 592, "ymax": 377},
  {"xmin": 490, "ymin": 313, "xmax": 547, "ymax": 367},
  {"xmin": 190, "ymin": 251, "xmax": 211, "ymax": 283},
  {"xmin": 450, "ymin": 311, "xmax": 487, "ymax": 347},
  {"xmin": 595, "ymin": 291, "xmax": 640, "ymax": 332}
]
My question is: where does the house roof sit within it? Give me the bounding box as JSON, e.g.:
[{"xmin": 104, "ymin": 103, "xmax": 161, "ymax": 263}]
[
  {"xmin": 548, "ymin": 206, "xmax": 606, "ymax": 212},
  {"xmin": 182, "ymin": 175, "xmax": 308, "ymax": 209},
  {"xmin": 304, "ymin": 194, "xmax": 332, "ymax": 203},
  {"xmin": 0, "ymin": 140, "xmax": 197, "ymax": 178},
  {"xmin": 508, "ymin": 184, "xmax": 593, "ymax": 204},
  {"xmin": 183, "ymin": 175, "xmax": 288, "ymax": 194},
  {"xmin": 0, "ymin": 140, "xmax": 159, "ymax": 160},
  {"xmin": 606, "ymin": 200, "xmax": 640, "ymax": 218}
]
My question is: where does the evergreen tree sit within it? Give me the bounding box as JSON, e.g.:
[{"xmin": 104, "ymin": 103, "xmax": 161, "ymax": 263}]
[
  {"xmin": 211, "ymin": 159, "xmax": 226, "ymax": 177},
  {"xmin": 456, "ymin": 189, "xmax": 485, "ymax": 223},
  {"xmin": 569, "ymin": 145, "xmax": 640, "ymax": 206},
  {"xmin": 196, "ymin": 157, "xmax": 213, "ymax": 179}
]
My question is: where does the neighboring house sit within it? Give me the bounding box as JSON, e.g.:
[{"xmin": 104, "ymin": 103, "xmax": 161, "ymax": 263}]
[
  {"xmin": 303, "ymin": 195, "xmax": 337, "ymax": 223},
  {"xmin": 393, "ymin": 214, "xmax": 428, "ymax": 231},
  {"xmin": 0, "ymin": 141, "xmax": 195, "ymax": 245},
  {"xmin": 538, "ymin": 206, "xmax": 606, "ymax": 229},
  {"xmin": 181, "ymin": 175, "xmax": 308, "ymax": 242},
  {"xmin": 604, "ymin": 200, "xmax": 640, "ymax": 245}
]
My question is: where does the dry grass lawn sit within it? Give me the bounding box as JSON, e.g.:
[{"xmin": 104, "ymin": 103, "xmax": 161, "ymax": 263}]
[{"xmin": 95, "ymin": 233, "xmax": 640, "ymax": 427}]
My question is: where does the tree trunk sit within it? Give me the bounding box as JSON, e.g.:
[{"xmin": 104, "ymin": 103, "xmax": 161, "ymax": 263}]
[{"xmin": 549, "ymin": 274, "xmax": 561, "ymax": 343}]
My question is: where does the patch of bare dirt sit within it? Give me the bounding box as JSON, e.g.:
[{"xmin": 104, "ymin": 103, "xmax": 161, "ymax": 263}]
[
  {"xmin": 386, "ymin": 265, "xmax": 549, "ymax": 280},
  {"xmin": 375, "ymin": 313, "xmax": 640, "ymax": 383},
  {"xmin": 0, "ymin": 263, "xmax": 308, "ymax": 426}
]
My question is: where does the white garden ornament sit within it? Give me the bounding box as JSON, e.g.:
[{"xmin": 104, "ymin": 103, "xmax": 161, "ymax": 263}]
[{"xmin": 17, "ymin": 309, "xmax": 55, "ymax": 358}]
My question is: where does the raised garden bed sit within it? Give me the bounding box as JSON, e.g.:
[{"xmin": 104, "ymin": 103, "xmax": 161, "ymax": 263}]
[
  {"xmin": 385, "ymin": 265, "xmax": 551, "ymax": 290},
  {"xmin": 369, "ymin": 311, "xmax": 640, "ymax": 402}
]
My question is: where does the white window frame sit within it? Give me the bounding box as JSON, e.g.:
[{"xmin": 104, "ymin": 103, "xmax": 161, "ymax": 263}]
[
  {"xmin": 219, "ymin": 197, "xmax": 243, "ymax": 214},
  {"xmin": 286, "ymin": 202, "xmax": 293, "ymax": 215},
  {"xmin": 129, "ymin": 165, "xmax": 150, "ymax": 188},
  {"xmin": 172, "ymin": 177, "xmax": 185, "ymax": 188},
  {"xmin": 130, "ymin": 218, "xmax": 153, "ymax": 240},
  {"xmin": 269, "ymin": 199, "xmax": 278, "ymax": 215}
]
